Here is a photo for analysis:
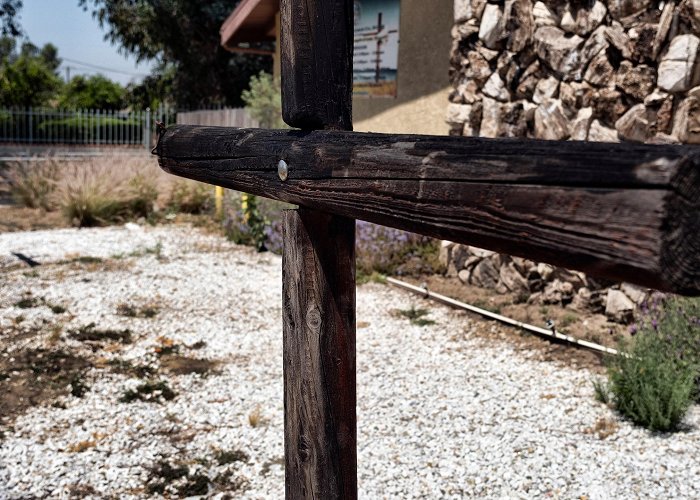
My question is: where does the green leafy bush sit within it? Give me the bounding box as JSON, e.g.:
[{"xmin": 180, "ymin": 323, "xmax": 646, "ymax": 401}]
[
  {"xmin": 225, "ymin": 193, "xmax": 269, "ymax": 251},
  {"xmin": 597, "ymin": 296, "xmax": 700, "ymax": 432},
  {"xmin": 241, "ymin": 71, "xmax": 285, "ymax": 129},
  {"xmin": 167, "ymin": 180, "xmax": 212, "ymax": 214}
]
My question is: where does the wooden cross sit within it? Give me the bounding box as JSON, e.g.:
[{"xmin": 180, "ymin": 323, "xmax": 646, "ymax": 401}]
[{"xmin": 154, "ymin": 1, "xmax": 700, "ymax": 498}]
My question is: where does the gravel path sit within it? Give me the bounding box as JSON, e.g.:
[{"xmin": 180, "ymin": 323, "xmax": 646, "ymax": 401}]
[{"xmin": 0, "ymin": 224, "xmax": 698, "ymax": 499}]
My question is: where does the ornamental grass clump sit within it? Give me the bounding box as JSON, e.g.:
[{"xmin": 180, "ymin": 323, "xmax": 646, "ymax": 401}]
[
  {"xmin": 56, "ymin": 157, "xmax": 162, "ymax": 227},
  {"xmin": 598, "ymin": 296, "xmax": 700, "ymax": 432},
  {"xmin": 6, "ymin": 159, "xmax": 61, "ymax": 210}
]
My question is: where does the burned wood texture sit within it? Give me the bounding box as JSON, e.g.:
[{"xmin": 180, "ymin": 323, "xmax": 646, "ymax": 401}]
[
  {"xmin": 280, "ymin": 0, "xmax": 354, "ymax": 130},
  {"xmin": 155, "ymin": 125, "xmax": 700, "ymax": 295},
  {"xmin": 283, "ymin": 209, "xmax": 357, "ymax": 499}
]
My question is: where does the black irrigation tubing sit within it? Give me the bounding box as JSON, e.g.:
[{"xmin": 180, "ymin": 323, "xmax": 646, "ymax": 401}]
[{"xmin": 385, "ymin": 277, "xmax": 619, "ymax": 357}]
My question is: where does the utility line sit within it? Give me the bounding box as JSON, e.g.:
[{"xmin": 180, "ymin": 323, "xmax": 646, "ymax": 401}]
[{"xmin": 60, "ymin": 57, "xmax": 150, "ymax": 77}]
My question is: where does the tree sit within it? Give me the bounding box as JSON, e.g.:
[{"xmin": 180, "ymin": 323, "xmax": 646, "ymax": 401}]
[
  {"xmin": 79, "ymin": 0, "xmax": 272, "ymax": 109},
  {"xmin": 0, "ymin": 0, "xmax": 22, "ymax": 37},
  {"xmin": 125, "ymin": 62, "xmax": 174, "ymax": 110},
  {"xmin": 59, "ymin": 74, "xmax": 125, "ymax": 110},
  {"xmin": 0, "ymin": 39, "xmax": 62, "ymax": 107},
  {"xmin": 242, "ymin": 72, "xmax": 285, "ymax": 129}
]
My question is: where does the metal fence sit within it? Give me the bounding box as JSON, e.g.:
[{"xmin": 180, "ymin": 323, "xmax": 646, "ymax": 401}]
[{"xmin": 0, "ymin": 107, "xmax": 177, "ymax": 148}]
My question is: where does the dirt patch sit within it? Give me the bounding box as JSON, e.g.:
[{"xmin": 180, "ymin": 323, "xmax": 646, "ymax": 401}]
[
  {"xmin": 69, "ymin": 323, "xmax": 132, "ymax": 344},
  {"xmin": 0, "ymin": 347, "xmax": 91, "ymax": 425},
  {"xmin": 0, "ymin": 206, "xmax": 68, "ymax": 232},
  {"xmin": 401, "ymin": 275, "xmax": 611, "ymax": 371},
  {"xmin": 160, "ymin": 355, "xmax": 219, "ymax": 376},
  {"xmin": 119, "ymin": 381, "xmax": 177, "ymax": 403},
  {"xmin": 145, "ymin": 460, "xmax": 249, "ymax": 496}
]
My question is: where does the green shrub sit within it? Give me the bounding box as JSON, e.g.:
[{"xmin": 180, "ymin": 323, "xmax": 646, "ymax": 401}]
[
  {"xmin": 223, "ymin": 193, "xmax": 292, "ymax": 253},
  {"xmin": 599, "ymin": 296, "xmax": 700, "ymax": 432},
  {"xmin": 241, "ymin": 72, "xmax": 286, "ymax": 129},
  {"xmin": 355, "ymin": 221, "xmax": 444, "ymax": 278},
  {"xmin": 6, "ymin": 160, "xmax": 61, "ymax": 210},
  {"xmin": 167, "ymin": 180, "xmax": 212, "ymax": 214}
]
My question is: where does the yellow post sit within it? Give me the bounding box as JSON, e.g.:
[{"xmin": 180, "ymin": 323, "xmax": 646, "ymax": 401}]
[{"xmin": 215, "ymin": 186, "xmax": 224, "ymax": 220}]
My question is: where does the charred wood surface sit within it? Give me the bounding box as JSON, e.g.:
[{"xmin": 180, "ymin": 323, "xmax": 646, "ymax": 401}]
[
  {"xmin": 280, "ymin": 0, "xmax": 354, "ymax": 130},
  {"xmin": 283, "ymin": 209, "xmax": 357, "ymax": 499},
  {"xmin": 155, "ymin": 125, "xmax": 700, "ymax": 294}
]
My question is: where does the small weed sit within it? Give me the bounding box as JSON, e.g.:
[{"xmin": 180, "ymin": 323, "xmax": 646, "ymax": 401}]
[
  {"xmin": 70, "ymin": 374, "xmax": 89, "ymax": 398},
  {"xmin": 23, "ymin": 270, "xmax": 40, "ymax": 278},
  {"xmin": 65, "ymin": 440, "xmax": 97, "ymax": 453},
  {"xmin": 473, "ymin": 300, "xmax": 502, "ymax": 314},
  {"xmin": 145, "ymin": 242, "xmax": 163, "ymax": 259},
  {"xmin": 154, "ymin": 336, "xmax": 181, "ymax": 356},
  {"xmin": 12, "ymin": 315, "xmax": 25, "ymax": 325},
  {"xmin": 214, "ymin": 471, "xmax": 250, "ymax": 491},
  {"xmin": 167, "ymin": 180, "xmax": 212, "ymax": 215},
  {"xmin": 119, "ymin": 380, "xmax": 176, "ymax": 403},
  {"xmin": 72, "ymin": 256, "xmax": 104, "ymax": 265},
  {"xmin": 69, "ymin": 323, "xmax": 132, "ymax": 344},
  {"xmin": 161, "ymin": 355, "xmax": 218, "ymax": 376},
  {"xmin": 189, "ymin": 340, "xmax": 207, "ymax": 350},
  {"xmin": 116, "ymin": 302, "xmax": 159, "ymax": 318},
  {"xmin": 394, "ymin": 306, "xmax": 436, "ymax": 327},
  {"xmin": 178, "ymin": 474, "xmax": 209, "ymax": 496},
  {"xmin": 584, "ymin": 417, "xmax": 619, "ymax": 439},
  {"xmin": 116, "ymin": 303, "xmax": 137, "ymax": 317},
  {"xmin": 592, "ymin": 379, "xmax": 611, "ymax": 405},
  {"xmin": 560, "ymin": 313, "xmax": 578, "ymax": 328},
  {"xmin": 107, "ymin": 358, "xmax": 156, "ymax": 378},
  {"xmin": 49, "ymin": 304, "xmax": 67, "ymax": 314},
  {"xmin": 215, "ymin": 449, "xmax": 249, "ymax": 466},
  {"xmin": 146, "ymin": 461, "xmax": 188, "ymax": 494},
  {"xmin": 248, "ymin": 405, "xmax": 263, "ymax": 428},
  {"xmin": 357, "ymin": 270, "xmax": 387, "ymax": 285},
  {"xmin": 260, "ymin": 457, "xmax": 285, "ymax": 476},
  {"xmin": 15, "ymin": 297, "xmax": 40, "ymax": 309}
]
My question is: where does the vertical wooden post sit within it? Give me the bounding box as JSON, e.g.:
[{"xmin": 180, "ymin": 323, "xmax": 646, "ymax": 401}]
[
  {"xmin": 283, "ymin": 209, "xmax": 356, "ymax": 499},
  {"xmin": 280, "ymin": 0, "xmax": 354, "ymax": 131},
  {"xmin": 280, "ymin": 0, "xmax": 356, "ymax": 498}
]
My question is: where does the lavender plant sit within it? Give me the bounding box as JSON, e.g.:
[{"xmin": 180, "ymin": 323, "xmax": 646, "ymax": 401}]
[
  {"xmin": 597, "ymin": 295, "xmax": 700, "ymax": 432},
  {"xmin": 355, "ymin": 220, "xmax": 443, "ymax": 282}
]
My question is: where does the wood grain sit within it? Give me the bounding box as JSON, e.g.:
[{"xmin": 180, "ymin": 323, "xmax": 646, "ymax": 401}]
[
  {"xmin": 155, "ymin": 125, "xmax": 700, "ymax": 295},
  {"xmin": 283, "ymin": 209, "xmax": 357, "ymax": 499},
  {"xmin": 280, "ymin": 0, "xmax": 354, "ymax": 130},
  {"xmin": 280, "ymin": 2, "xmax": 357, "ymax": 497}
]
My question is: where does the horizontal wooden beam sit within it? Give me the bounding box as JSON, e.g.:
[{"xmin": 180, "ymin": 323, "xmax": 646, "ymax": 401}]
[{"xmin": 155, "ymin": 125, "xmax": 700, "ymax": 295}]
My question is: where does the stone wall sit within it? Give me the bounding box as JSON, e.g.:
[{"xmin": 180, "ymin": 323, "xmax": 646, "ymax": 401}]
[
  {"xmin": 443, "ymin": 1, "xmax": 696, "ymax": 322},
  {"xmin": 440, "ymin": 242, "xmax": 647, "ymax": 323},
  {"xmin": 448, "ymin": 0, "xmax": 700, "ymax": 143}
]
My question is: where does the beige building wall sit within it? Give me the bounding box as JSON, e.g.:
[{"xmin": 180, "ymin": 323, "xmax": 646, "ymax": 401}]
[
  {"xmin": 268, "ymin": 0, "xmax": 452, "ymax": 134},
  {"xmin": 353, "ymin": 0, "xmax": 453, "ymax": 135}
]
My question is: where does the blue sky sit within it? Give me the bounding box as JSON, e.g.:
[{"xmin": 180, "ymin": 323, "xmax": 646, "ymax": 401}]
[{"xmin": 19, "ymin": 0, "xmax": 155, "ymax": 86}]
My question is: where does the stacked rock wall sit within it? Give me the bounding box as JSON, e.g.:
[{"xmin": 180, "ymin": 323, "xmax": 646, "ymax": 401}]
[
  {"xmin": 440, "ymin": 242, "xmax": 647, "ymax": 323},
  {"xmin": 448, "ymin": 0, "xmax": 700, "ymax": 143},
  {"xmin": 444, "ymin": 1, "xmax": 694, "ymax": 322}
]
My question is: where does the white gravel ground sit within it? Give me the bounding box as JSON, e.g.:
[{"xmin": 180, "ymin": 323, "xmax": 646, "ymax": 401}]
[{"xmin": 0, "ymin": 224, "xmax": 699, "ymax": 499}]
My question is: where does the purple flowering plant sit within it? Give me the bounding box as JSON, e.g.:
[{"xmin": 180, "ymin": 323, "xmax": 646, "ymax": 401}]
[{"xmin": 599, "ymin": 295, "xmax": 700, "ymax": 431}]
